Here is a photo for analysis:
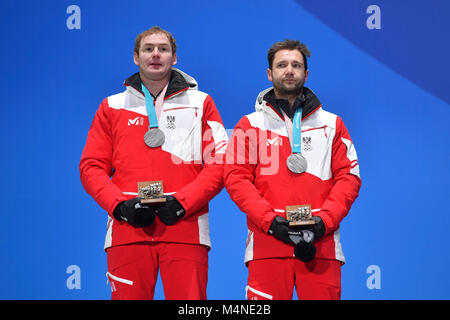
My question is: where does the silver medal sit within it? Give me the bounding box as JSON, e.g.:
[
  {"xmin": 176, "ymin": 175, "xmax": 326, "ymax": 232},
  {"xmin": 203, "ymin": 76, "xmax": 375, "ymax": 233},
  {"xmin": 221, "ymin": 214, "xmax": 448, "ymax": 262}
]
[
  {"xmin": 286, "ymin": 153, "xmax": 307, "ymax": 173},
  {"xmin": 144, "ymin": 128, "xmax": 165, "ymax": 148}
]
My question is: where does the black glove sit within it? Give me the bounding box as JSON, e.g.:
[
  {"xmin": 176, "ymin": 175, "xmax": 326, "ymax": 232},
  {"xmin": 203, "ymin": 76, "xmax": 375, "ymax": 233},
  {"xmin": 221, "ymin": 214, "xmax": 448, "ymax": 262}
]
[
  {"xmin": 155, "ymin": 195, "xmax": 186, "ymax": 225},
  {"xmin": 288, "ymin": 229, "xmax": 316, "ymax": 262},
  {"xmin": 113, "ymin": 198, "xmax": 156, "ymax": 228},
  {"xmin": 268, "ymin": 216, "xmax": 294, "ymax": 245},
  {"xmin": 309, "ymin": 216, "xmax": 326, "ymax": 240},
  {"xmin": 294, "ymin": 216, "xmax": 326, "ymax": 240}
]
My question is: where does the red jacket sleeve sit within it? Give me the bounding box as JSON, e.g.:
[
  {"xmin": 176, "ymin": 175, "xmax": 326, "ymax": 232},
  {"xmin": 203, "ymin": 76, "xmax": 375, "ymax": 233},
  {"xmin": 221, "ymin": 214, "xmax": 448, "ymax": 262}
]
[
  {"xmin": 223, "ymin": 117, "xmax": 277, "ymax": 233},
  {"xmin": 316, "ymin": 116, "xmax": 361, "ymax": 235},
  {"xmin": 79, "ymin": 99, "xmax": 128, "ymax": 217},
  {"xmin": 173, "ymin": 95, "xmax": 227, "ymax": 215}
]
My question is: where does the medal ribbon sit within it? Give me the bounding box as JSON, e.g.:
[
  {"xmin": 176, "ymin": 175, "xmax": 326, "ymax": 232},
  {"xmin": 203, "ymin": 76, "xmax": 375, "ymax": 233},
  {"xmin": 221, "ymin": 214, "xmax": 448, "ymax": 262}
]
[
  {"xmin": 141, "ymin": 83, "xmax": 168, "ymax": 129},
  {"xmin": 141, "ymin": 83, "xmax": 158, "ymax": 129},
  {"xmin": 154, "ymin": 83, "xmax": 168, "ymax": 120},
  {"xmin": 281, "ymin": 107, "xmax": 303, "ymax": 154}
]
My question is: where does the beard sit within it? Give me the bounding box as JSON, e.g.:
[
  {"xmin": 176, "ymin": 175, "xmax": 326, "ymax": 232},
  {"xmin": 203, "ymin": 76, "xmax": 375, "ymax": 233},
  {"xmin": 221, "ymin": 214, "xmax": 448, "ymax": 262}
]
[{"xmin": 273, "ymin": 77, "xmax": 305, "ymax": 97}]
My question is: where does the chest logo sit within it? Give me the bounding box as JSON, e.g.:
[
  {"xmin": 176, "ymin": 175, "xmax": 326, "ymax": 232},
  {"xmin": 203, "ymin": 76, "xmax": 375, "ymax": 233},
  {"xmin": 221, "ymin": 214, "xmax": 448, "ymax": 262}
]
[
  {"xmin": 128, "ymin": 117, "xmax": 144, "ymax": 126},
  {"xmin": 166, "ymin": 115, "xmax": 176, "ymax": 129},
  {"xmin": 266, "ymin": 137, "xmax": 283, "ymax": 146},
  {"xmin": 302, "ymin": 136, "xmax": 312, "ymax": 151}
]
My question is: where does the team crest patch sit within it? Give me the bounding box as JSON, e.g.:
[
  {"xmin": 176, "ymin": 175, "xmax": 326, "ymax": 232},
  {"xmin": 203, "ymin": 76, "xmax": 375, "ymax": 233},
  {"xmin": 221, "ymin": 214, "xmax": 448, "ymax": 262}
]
[
  {"xmin": 302, "ymin": 136, "xmax": 312, "ymax": 151},
  {"xmin": 166, "ymin": 115, "xmax": 176, "ymax": 129}
]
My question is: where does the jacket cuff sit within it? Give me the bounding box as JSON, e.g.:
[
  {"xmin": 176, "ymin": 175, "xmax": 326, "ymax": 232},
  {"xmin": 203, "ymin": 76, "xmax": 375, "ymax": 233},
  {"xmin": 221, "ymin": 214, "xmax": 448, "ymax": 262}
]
[
  {"xmin": 108, "ymin": 196, "xmax": 128, "ymax": 219},
  {"xmin": 172, "ymin": 192, "xmax": 190, "ymax": 215},
  {"xmin": 316, "ymin": 211, "xmax": 333, "ymax": 236},
  {"xmin": 261, "ymin": 212, "xmax": 278, "ymax": 233}
]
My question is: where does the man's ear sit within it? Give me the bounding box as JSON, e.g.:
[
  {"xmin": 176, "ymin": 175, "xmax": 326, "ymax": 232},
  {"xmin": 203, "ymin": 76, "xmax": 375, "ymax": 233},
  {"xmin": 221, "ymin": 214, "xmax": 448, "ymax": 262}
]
[
  {"xmin": 172, "ymin": 53, "xmax": 177, "ymax": 66},
  {"xmin": 133, "ymin": 51, "xmax": 139, "ymax": 66},
  {"xmin": 267, "ymin": 68, "xmax": 272, "ymax": 82}
]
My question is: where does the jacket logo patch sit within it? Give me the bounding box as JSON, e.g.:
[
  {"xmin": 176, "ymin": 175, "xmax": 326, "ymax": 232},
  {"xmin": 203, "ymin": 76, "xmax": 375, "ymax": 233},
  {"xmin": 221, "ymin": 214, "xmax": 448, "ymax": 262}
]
[
  {"xmin": 128, "ymin": 117, "xmax": 144, "ymax": 126},
  {"xmin": 266, "ymin": 137, "xmax": 283, "ymax": 146},
  {"xmin": 166, "ymin": 115, "xmax": 176, "ymax": 129},
  {"xmin": 303, "ymin": 136, "xmax": 312, "ymax": 151}
]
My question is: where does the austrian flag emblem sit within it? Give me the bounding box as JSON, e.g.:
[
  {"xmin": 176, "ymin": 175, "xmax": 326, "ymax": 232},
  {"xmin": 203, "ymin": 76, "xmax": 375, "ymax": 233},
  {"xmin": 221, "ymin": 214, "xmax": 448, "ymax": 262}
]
[
  {"xmin": 166, "ymin": 115, "xmax": 176, "ymax": 129},
  {"xmin": 302, "ymin": 136, "xmax": 312, "ymax": 151}
]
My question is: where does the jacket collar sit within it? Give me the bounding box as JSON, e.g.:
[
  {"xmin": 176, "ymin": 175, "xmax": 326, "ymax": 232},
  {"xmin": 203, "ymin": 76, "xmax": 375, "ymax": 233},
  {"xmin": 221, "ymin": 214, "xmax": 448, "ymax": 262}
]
[
  {"xmin": 256, "ymin": 86, "xmax": 321, "ymax": 121},
  {"xmin": 124, "ymin": 68, "xmax": 198, "ymax": 99}
]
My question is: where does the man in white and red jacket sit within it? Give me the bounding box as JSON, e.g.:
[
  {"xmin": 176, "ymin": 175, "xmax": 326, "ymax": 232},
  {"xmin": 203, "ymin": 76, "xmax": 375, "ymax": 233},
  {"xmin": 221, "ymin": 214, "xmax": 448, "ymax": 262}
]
[
  {"xmin": 79, "ymin": 26, "xmax": 227, "ymax": 300},
  {"xmin": 224, "ymin": 40, "xmax": 361, "ymax": 300}
]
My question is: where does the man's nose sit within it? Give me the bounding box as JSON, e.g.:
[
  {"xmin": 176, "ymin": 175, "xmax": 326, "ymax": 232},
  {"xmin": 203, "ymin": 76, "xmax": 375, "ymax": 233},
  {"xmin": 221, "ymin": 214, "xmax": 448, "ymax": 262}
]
[
  {"xmin": 151, "ymin": 48, "xmax": 161, "ymax": 58},
  {"xmin": 285, "ymin": 65, "xmax": 294, "ymax": 74}
]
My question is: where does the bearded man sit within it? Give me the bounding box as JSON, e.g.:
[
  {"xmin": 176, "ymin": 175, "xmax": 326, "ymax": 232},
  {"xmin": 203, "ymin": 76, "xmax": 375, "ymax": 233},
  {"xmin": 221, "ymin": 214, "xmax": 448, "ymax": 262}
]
[{"xmin": 224, "ymin": 40, "xmax": 361, "ymax": 300}]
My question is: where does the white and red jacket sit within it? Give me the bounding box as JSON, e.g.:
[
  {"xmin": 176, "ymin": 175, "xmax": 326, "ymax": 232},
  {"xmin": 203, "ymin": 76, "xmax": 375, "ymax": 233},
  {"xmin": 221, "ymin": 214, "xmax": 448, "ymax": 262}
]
[
  {"xmin": 80, "ymin": 69, "xmax": 228, "ymax": 250},
  {"xmin": 224, "ymin": 87, "xmax": 361, "ymax": 264}
]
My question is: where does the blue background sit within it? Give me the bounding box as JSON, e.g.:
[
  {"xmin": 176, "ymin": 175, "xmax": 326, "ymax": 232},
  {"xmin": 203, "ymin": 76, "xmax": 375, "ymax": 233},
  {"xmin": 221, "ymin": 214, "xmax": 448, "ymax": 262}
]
[{"xmin": 0, "ymin": 0, "xmax": 449, "ymax": 299}]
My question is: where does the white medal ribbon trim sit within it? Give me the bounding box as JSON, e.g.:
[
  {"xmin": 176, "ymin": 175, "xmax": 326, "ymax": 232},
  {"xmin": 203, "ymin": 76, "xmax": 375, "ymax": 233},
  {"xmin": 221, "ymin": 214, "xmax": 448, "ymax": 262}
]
[{"xmin": 154, "ymin": 82, "xmax": 168, "ymax": 121}]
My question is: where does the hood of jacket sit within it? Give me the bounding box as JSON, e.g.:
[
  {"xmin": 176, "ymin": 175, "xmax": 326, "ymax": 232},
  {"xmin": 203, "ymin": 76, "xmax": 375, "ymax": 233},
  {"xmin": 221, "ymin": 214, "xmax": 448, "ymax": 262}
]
[{"xmin": 255, "ymin": 86, "xmax": 321, "ymax": 120}]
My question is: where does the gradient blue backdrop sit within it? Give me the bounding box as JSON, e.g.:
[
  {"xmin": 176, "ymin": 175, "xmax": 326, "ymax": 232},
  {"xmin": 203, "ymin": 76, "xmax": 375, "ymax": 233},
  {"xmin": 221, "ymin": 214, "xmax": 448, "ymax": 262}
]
[{"xmin": 0, "ymin": 0, "xmax": 448, "ymax": 299}]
